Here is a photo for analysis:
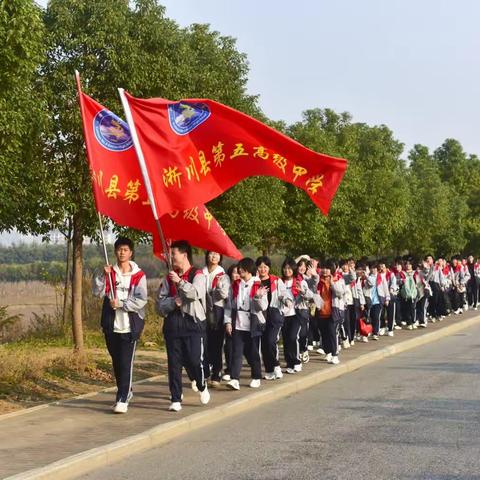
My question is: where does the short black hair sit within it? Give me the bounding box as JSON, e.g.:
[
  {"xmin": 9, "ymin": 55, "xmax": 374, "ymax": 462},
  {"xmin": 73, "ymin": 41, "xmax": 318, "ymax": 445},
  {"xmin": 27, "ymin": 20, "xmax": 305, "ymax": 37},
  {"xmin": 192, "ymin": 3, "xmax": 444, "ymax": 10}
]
[
  {"xmin": 323, "ymin": 259, "xmax": 336, "ymax": 272},
  {"xmin": 205, "ymin": 250, "xmax": 223, "ymax": 266},
  {"xmin": 227, "ymin": 263, "xmax": 238, "ymax": 279},
  {"xmin": 238, "ymin": 257, "xmax": 257, "ymax": 276},
  {"xmin": 114, "ymin": 236, "xmax": 134, "ymax": 252},
  {"xmin": 171, "ymin": 240, "xmax": 193, "ymax": 264},
  {"xmin": 255, "ymin": 256, "xmax": 272, "ymax": 268},
  {"xmin": 281, "ymin": 257, "xmax": 298, "ymax": 277}
]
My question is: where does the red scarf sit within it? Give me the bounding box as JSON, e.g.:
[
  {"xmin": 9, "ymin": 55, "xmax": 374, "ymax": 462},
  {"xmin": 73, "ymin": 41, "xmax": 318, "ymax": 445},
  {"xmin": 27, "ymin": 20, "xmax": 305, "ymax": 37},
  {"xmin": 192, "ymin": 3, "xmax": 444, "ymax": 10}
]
[
  {"xmin": 105, "ymin": 269, "xmax": 145, "ymax": 297},
  {"xmin": 232, "ymin": 278, "xmax": 261, "ymax": 299},
  {"xmin": 211, "ymin": 271, "xmax": 224, "ymax": 289},
  {"xmin": 282, "ymin": 275, "xmax": 302, "ymax": 297},
  {"xmin": 167, "ymin": 267, "xmax": 202, "ymax": 297}
]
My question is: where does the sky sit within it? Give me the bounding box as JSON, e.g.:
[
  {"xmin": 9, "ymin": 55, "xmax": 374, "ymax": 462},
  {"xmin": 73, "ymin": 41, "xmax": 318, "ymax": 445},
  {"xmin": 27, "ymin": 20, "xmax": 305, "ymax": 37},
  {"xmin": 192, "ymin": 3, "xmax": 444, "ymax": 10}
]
[
  {"xmin": 156, "ymin": 0, "xmax": 480, "ymax": 157},
  {"xmin": 3, "ymin": 0, "xmax": 479, "ymax": 245}
]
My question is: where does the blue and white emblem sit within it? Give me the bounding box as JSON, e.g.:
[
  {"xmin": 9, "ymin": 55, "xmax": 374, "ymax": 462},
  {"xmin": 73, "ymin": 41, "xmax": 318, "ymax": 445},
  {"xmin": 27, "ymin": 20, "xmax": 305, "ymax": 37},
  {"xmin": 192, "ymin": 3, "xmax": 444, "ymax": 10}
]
[
  {"xmin": 93, "ymin": 109, "xmax": 133, "ymax": 152},
  {"xmin": 168, "ymin": 102, "xmax": 210, "ymax": 135}
]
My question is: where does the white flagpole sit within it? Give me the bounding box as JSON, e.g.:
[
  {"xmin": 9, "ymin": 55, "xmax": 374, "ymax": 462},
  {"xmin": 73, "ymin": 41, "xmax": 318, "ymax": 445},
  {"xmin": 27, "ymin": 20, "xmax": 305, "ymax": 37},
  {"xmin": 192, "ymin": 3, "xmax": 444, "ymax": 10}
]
[
  {"xmin": 118, "ymin": 88, "xmax": 172, "ymax": 271},
  {"xmin": 75, "ymin": 70, "xmax": 115, "ymax": 298}
]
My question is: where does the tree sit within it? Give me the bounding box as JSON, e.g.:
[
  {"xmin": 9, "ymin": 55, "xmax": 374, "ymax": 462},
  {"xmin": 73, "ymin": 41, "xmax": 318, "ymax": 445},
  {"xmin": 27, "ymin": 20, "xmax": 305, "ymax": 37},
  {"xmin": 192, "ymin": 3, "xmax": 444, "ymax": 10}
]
[
  {"xmin": 37, "ymin": 0, "xmax": 260, "ymax": 353},
  {"xmin": 0, "ymin": 0, "xmax": 48, "ymax": 232},
  {"xmin": 282, "ymin": 109, "xmax": 410, "ymax": 259}
]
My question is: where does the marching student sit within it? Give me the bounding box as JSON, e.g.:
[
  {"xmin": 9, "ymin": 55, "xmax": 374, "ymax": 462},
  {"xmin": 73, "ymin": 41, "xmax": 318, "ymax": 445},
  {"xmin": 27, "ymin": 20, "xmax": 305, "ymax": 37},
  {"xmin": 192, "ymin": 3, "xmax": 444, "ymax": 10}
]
[
  {"xmin": 352, "ymin": 263, "xmax": 367, "ymax": 342},
  {"xmin": 225, "ymin": 258, "xmax": 268, "ymax": 390},
  {"xmin": 256, "ymin": 256, "xmax": 288, "ymax": 380},
  {"xmin": 425, "ymin": 254, "xmax": 441, "ymax": 321},
  {"xmin": 297, "ymin": 257, "xmax": 321, "ymax": 353},
  {"xmin": 461, "ymin": 258, "xmax": 471, "ymax": 310},
  {"xmin": 281, "ymin": 257, "xmax": 316, "ymax": 373},
  {"xmin": 340, "ymin": 259, "xmax": 356, "ymax": 348},
  {"xmin": 362, "ymin": 263, "xmax": 373, "ymax": 322},
  {"xmin": 400, "ymin": 260, "xmax": 418, "ymax": 329},
  {"xmin": 93, "ymin": 237, "xmax": 147, "ymax": 414},
  {"xmin": 415, "ymin": 261, "xmax": 431, "ymax": 327},
  {"xmin": 156, "ymin": 240, "xmax": 210, "ymax": 412},
  {"xmin": 367, "ymin": 262, "xmax": 389, "ymax": 340},
  {"xmin": 378, "ymin": 261, "xmax": 395, "ymax": 336},
  {"xmin": 466, "ymin": 255, "xmax": 477, "ymax": 308},
  {"xmin": 202, "ymin": 251, "xmax": 231, "ymax": 388},
  {"xmin": 451, "ymin": 257, "xmax": 469, "ymax": 315},
  {"xmin": 222, "ymin": 264, "xmax": 240, "ymax": 381},
  {"xmin": 474, "ymin": 259, "xmax": 480, "ymax": 310},
  {"xmin": 316, "ymin": 260, "xmax": 345, "ymax": 365}
]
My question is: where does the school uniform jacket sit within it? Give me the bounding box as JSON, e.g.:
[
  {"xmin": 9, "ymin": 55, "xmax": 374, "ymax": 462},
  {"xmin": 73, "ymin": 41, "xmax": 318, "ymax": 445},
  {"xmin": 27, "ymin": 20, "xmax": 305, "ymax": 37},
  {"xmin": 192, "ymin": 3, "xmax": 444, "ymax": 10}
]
[
  {"xmin": 156, "ymin": 267, "xmax": 207, "ymax": 338},
  {"xmin": 93, "ymin": 261, "xmax": 147, "ymax": 340}
]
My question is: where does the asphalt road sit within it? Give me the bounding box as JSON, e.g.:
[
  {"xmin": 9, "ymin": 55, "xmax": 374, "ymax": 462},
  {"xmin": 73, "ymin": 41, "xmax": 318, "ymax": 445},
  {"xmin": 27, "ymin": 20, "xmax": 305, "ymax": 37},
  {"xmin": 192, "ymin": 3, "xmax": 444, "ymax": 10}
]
[{"xmin": 81, "ymin": 324, "xmax": 480, "ymax": 480}]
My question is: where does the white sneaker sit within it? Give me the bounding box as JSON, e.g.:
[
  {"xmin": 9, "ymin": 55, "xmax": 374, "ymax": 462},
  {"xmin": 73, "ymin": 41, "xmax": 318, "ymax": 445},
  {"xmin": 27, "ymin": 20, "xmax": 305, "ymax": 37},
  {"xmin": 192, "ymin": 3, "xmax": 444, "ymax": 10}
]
[
  {"xmin": 361, "ymin": 336, "xmax": 369, "ymax": 343},
  {"xmin": 419, "ymin": 323, "xmax": 427, "ymax": 328},
  {"xmin": 274, "ymin": 366, "xmax": 283, "ymax": 379},
  {"xmin": 463, "ymin": 305, "xmax": 469, "ymax": 312},
  {"xmin": 372, "ymin": 335, "xmax": 379, "ymax": 341},
  {"xmin": 286, "ymin": 368, "xmax": 296, "ymax": 374},
  {"xmin": 316, "ymin": 347, "xmax": 326, "ymax": 355},
  {"xmin": 191, "ymin": 380, "xmax": 199, "ymax": 392},
  {"xmin": 293, "ymin": 363, "xmax": 302, "ymax": 373},
  {"xmin": 394, "ymin": 325, "xmax": 402, "ymax": 330},
  {"xmin": 221, "ymin": 374, "xmax": 231, "ymax": 382},
  {"xmin": 199, "ymin": 386, "xmax": 210, "ymax": 405},
  {"xmin": 302, "ymin": 351, "xmax": 310, "ymax": 363},
  {"xmin": 350, "ymin": 340, "xmax": 355, "ymax": 346},
  {"xmin": 401, "ymin": 321, "xmax": 407, "ymax": 326},
  {"xmin": 379, "ymin": 328, "xmax": 386, "ymax": 336},
  {"xmin": 324, "ymin": 353, "xmax": 333, "ymax": 362},
  {"xmin": 330, "ymin": 356, "xmax": 340, "ymax": 365},
  {"xmin": 342, "ymin": 339, "xmax": 350, "ymax": 349},
  {"xmin": 113, "ymin": 402, "xmax": 128, "ymax": 414},
  {"xmin": 307, "ymin": 345, "xmax": 314, "ymax": 351},
  {"xmin": 387, "ymin": 331, "xmax": 394, "ymax": 337},
  {"xmin": 431, "ymin": 317, "xmax": 436, "ymax": 323},
  {"xmin": 249, "ymin": 379, "xmax": 261, "ymax": 388},
  {"xmin": 208, "ymin": 380, "xmax": 221, "ymax": 388},
  {"xmin": 407, "ymin": 325, "xmax": 413, "ymax": 330},
  {"xmin": 168, "ymin": 402, "xmax": 182, "ymax": 412},
  {"xmin": 264, "ymin": 372, "xmax": 276, "ymax": 380},
  {"xmin": 227, "ymin": 379, "xmax": 240, "ymax": 390}
]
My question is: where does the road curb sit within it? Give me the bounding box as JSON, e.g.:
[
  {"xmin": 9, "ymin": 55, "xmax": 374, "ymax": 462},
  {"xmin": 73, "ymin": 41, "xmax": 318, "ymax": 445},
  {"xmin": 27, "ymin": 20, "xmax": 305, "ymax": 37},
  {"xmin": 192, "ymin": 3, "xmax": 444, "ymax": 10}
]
[{"xmin": 7, "ymin": 314, "xmax": 480, "ymax": 480}]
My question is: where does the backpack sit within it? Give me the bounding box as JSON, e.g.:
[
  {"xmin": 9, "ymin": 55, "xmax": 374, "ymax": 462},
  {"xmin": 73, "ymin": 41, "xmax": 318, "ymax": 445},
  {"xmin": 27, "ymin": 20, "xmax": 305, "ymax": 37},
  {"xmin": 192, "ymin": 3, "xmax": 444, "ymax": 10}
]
[{"xmin": 401, "ymin": 274, "xmax": 417, "ymax": 301}]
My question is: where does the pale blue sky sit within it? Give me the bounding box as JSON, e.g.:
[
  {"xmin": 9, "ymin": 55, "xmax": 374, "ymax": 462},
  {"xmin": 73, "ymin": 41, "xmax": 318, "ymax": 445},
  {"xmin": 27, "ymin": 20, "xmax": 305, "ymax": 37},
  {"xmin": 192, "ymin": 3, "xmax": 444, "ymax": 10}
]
[
  {"xmin": 157, "ymin": 0, "xmax": 480, "ymax": 158},
  {"xmin": 2, "ymin": 0, "xmax": 478, "ymax": 245}
]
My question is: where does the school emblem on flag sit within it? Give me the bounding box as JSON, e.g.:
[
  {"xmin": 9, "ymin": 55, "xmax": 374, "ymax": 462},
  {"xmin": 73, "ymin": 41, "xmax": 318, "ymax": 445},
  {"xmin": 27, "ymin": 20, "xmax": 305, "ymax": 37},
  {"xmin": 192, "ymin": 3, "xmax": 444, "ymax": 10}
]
[
  {"xmin": 93, "ymin": 109, "xmax": 133, "ymax": 152},
  {"xmin": 167, "ymin": 102, "xmax": 210, "ymax": 135}
]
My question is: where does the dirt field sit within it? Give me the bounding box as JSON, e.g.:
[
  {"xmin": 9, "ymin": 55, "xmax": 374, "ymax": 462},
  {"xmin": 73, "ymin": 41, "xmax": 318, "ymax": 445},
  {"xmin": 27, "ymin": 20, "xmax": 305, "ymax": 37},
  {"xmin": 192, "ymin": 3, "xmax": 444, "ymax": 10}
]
[{"xmin": 0, "ymin": 281, "xmax": 61, "ymax": 330}]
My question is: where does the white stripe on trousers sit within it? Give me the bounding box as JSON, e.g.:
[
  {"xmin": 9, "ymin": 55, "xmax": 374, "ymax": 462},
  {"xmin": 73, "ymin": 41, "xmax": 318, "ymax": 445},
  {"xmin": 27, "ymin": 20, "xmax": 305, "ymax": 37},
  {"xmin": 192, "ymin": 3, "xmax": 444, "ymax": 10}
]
[{"xmin": 128, "ymin": 340, "xmax": 137, "ymax": 397}]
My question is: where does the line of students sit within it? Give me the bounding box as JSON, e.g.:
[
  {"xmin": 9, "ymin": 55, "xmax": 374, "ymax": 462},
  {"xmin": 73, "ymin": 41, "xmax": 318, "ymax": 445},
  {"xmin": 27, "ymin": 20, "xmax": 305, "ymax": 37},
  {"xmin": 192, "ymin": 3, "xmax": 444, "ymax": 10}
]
[{"xmin": 94, "ymin": 239, "xmax": 480, "ymax": 413}]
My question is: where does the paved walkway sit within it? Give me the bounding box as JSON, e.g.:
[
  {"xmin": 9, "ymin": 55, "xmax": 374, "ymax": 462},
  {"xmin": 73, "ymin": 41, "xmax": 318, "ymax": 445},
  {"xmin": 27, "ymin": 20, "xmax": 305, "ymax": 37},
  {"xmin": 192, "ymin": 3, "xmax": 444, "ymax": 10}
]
[{"xmin": 1, "ymin": 312, "xmax": 478, "ymax": 479}]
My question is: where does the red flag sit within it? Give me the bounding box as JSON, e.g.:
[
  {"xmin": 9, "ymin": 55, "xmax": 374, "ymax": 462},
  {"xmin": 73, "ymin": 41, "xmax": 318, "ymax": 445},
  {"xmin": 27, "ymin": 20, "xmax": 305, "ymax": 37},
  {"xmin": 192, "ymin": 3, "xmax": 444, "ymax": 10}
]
[
  {"xmin": 78, "ymin": 89, "xmax": 242, "ymax": 260},
  {"xmin": 121, "ymin": 92, "xmax": 348, "ymax": 217}
]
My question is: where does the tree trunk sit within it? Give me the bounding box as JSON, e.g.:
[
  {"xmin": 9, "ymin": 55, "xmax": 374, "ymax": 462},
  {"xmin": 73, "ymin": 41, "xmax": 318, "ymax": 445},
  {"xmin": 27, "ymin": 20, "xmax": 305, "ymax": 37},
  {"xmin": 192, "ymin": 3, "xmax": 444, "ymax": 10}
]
[
  {"xmin": 71, "ymin": 213, "xmax": 84, "ymax": 354},
  {"xmin": 62, "ymin": 220, "xmax": 72, "ymax": 327}
]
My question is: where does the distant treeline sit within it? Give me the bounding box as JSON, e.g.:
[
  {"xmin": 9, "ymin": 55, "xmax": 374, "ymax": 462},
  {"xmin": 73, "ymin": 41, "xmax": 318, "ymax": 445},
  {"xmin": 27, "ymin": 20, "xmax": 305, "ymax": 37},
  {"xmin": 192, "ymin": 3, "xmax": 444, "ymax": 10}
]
[{"xmin": 0, "ymin": 243, "xmax": 166, "ymax": 282}]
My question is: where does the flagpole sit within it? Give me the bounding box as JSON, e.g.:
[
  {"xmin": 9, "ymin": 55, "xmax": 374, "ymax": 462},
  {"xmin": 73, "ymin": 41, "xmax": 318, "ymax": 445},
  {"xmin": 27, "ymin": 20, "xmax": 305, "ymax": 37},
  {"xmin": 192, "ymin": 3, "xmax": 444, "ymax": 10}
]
[
  {"xmin": 118, "ymin": 88, "xmax": 172, "ymax": 271},
  {"xmin": 75, "ymin": 70, "xmax": 115, "ymax": 298}
]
